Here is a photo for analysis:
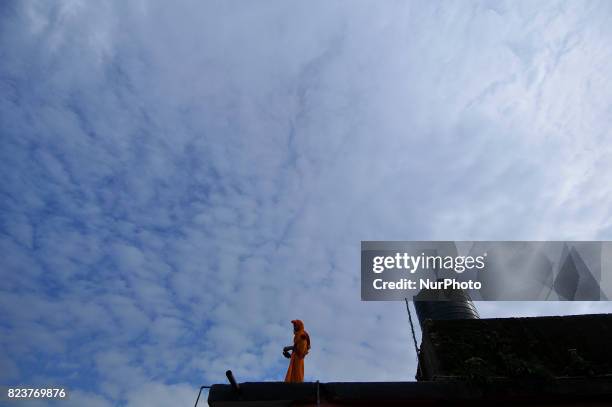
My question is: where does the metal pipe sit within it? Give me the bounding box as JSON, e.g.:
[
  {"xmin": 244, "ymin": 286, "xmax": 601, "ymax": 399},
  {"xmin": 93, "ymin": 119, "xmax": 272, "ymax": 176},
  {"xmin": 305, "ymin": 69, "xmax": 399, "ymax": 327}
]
[{"xmin": 226, "ymin": 370, "xmax": 240, "ymax": 393}]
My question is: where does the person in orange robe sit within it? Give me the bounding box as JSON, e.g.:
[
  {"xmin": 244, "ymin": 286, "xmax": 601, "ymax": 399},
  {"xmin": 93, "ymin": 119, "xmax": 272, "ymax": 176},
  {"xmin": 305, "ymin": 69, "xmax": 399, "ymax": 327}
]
[{"xmin": 283, "ymin": 319, "xmax": 310, "ymax": 383}]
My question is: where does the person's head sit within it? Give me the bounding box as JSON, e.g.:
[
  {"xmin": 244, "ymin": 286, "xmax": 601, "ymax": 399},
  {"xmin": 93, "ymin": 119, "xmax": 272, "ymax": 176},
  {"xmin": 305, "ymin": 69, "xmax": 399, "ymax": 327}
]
[{"xmin": 291, "ymin": 319, "xmax": 304, "ymax": 333}]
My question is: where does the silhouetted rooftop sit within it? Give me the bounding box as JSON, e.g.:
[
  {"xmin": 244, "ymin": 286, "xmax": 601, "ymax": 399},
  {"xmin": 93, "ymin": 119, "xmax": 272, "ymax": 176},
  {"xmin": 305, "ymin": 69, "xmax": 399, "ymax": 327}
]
[
  {"xmin": 206, "ymin": 314, "xmax": 612, "ymax": 406},
  {"xmin": 418, "ymin": 313, "xmax": 612, "ymax": 380},
  {"xmin": 207, "ymin": 377, "xmax": 612, "ymax": 406}
]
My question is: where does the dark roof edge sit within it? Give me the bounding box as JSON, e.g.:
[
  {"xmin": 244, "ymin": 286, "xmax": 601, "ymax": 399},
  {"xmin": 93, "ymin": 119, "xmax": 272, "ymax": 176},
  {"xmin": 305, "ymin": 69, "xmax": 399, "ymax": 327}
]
[{"xmin": 208, "ymin": 377, "xmax": 612, "ymax": 404}]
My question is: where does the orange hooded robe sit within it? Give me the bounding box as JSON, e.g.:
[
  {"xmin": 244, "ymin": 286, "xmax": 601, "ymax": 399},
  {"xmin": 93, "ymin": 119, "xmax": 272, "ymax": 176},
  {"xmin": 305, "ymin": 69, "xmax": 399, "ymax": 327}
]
[{"xmin": 284, "ymin": 319, "xmax": 310, "ymax": 383}]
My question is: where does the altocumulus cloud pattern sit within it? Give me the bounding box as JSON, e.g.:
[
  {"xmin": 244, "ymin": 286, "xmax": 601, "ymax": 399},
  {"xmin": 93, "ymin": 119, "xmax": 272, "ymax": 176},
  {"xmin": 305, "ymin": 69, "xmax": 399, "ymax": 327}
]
[{"xmin": 1, "ymin": 1, "xmax": 612, "ymax": 405}]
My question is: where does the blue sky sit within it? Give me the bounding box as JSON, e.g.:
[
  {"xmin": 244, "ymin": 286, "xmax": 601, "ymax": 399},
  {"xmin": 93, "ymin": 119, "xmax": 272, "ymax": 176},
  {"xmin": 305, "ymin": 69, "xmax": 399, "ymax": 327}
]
[{"xmin": 2, "ymin": 1, "xmax": 612, "ymax": 405}]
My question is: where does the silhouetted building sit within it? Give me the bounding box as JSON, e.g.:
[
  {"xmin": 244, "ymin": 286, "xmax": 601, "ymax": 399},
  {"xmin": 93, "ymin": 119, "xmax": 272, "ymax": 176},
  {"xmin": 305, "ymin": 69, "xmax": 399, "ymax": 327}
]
[{"xmin": 205, "ymin": 313, "xmax": 612, "ymax": 406}]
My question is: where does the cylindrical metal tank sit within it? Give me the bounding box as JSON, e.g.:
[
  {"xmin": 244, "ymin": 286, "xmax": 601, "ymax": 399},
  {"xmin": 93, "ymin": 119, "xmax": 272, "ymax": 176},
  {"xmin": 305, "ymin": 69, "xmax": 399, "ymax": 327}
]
[{"xmin": 413, "ymin": 283, "xmax": 479, "ymax": 328}]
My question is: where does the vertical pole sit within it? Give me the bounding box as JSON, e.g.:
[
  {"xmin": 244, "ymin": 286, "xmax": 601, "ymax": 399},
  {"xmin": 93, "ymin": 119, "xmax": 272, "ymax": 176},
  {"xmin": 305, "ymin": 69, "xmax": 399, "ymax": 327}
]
[
  {"xmin": 405, "ymin": 298, "xmax": 419, "ymax": 355},
  {"xmin": 405, "ymin": 298, "xmax": 423, "ymax": 379}
]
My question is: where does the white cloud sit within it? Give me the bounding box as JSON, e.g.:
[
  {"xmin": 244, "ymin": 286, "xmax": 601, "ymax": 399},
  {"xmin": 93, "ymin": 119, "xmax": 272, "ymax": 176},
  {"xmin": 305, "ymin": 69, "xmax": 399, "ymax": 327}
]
[{"xmin": 125, "ymin": 382, "xmax": 197, "ymax": 407}]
